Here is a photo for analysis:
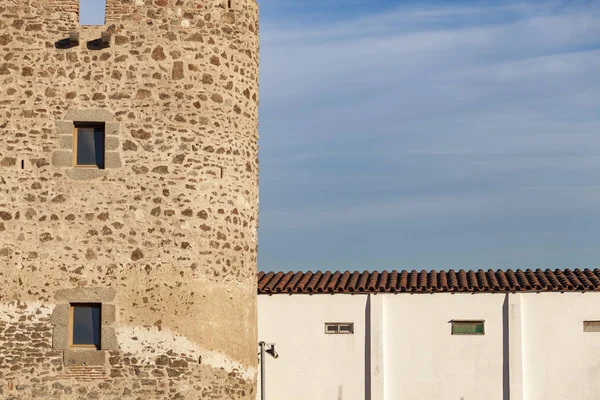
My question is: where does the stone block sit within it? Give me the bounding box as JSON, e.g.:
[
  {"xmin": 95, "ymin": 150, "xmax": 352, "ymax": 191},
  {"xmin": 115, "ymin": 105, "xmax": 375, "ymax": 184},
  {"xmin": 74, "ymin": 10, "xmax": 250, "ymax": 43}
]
[
  {"xmin": 52, "ymin": 150, "xmax": 73, "ymax": 167},
  {"xmin": 105, "ymin": 122, "xmax": 120, "ymax": 136},
  {"xmin": 55, "ymin": 287, "xmax": 116, "ymax": 303},
  {"xmin": 50, "ymin": 303, "xmax": 69, "ymax": 324},
  {"xmin": 105, "ymin": 152, "xmax": 122, "ymax": 168},
  {"xmin": 101, "ymin": 326, "xmax": 118, "ymax": 350},
  {"xmin": 52, "ymin": 324, "xmax": 69, "ymax": 350},
  {"xmin": 65, "ymin": 168, "xmax": 108, "ymax": 180},
  {"xmin": 64, "ymin": 350, "xmax": 106, "ymax": 366},
  {"xmin": 56, "ymin": 121, "xmax": 74, "ymax": 136},
  {"xmin": 172, "ymin": 61, "xmax": 185, "ymax": 80},
  {"xmin": 51, "ymin": 303, "xmax": 70, "ymax": 351},
  {"xmin": 59, "ymin": 135, "xmax": 73, "ymax": 149},
  {"xmin": 63, "ymin": 109, "xmax": 116, "ymax": 122},
  {"xmin": 102, "ymin": 303, "xmax": 116, "ymax": 324},
  {"xmin": 105, "ymin": 136, "xmax": 119, "ymax": 151}
]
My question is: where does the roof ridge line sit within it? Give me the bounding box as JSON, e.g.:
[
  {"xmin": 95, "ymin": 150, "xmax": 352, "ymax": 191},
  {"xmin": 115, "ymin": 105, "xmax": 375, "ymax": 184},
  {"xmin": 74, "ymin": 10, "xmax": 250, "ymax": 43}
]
[{"xmin": 257, "ymin": 268, "xmax": 600, "ymax": 294}]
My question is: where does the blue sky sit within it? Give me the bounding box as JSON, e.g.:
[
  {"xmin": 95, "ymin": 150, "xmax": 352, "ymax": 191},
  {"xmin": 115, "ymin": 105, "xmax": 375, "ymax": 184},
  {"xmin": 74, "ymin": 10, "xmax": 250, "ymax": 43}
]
[
  {"xmin": 79, "ymin": 1, "xmax": 600, "ymax": 272},
  {"xmin": 79, "ymin": 0, "xmax": 106, "ymax": 25},
  {"xmin": 257, "ymin": 0, "xmax": 600, "ymax": 272}
]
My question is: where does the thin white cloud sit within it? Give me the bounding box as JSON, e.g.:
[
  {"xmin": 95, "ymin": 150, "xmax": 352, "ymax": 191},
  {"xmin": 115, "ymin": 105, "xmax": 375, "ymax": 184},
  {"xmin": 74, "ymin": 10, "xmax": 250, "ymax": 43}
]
[{"xmin": 261, "ymin": 186, "xmax": 600, "ymax": 230}]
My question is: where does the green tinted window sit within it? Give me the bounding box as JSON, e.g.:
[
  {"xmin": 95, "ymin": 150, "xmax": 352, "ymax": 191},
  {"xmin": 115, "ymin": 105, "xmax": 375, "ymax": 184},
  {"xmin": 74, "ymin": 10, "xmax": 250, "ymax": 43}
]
[{"xmin": 452, "ymin": 320, "xmax": 484, "ymax": 335}]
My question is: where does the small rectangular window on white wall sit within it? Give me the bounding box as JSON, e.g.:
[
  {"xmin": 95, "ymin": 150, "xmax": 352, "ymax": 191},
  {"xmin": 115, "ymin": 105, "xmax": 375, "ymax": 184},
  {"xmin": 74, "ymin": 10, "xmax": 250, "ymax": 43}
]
[
  {"xmin": 325, "ymin": 322, "xmax": 354, "ymax": 334},
  {"xmin": 583, "ymin": 321, "xmax": 600, "ymax": 332},
  {"xmin": 451, "ymin": 320, "xmax": 485, "ymax": 335}
]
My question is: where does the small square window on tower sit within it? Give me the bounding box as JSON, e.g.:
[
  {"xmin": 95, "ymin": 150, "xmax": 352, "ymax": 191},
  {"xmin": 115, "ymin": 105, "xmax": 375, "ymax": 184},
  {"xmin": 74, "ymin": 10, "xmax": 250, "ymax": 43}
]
[
  {"xmin": 73, "ymin": 124, "xmax": 105, "ymax": 168},
  {"xmin": 70, "ymin": 304, "xmax": 102, "ymax": 349}
]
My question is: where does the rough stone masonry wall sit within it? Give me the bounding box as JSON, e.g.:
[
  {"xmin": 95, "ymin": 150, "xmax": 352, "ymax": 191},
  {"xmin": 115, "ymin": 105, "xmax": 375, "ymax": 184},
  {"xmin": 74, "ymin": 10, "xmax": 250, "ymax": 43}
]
[{"xmin": 0, "ymin": 0, "xmax": 259, "ymax": 398}]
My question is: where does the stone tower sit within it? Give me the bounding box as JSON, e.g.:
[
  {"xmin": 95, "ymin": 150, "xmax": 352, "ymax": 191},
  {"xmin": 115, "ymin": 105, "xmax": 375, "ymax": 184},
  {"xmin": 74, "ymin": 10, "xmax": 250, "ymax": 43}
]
[{"xmin": 0, "ymin": 0, "xmax": 259, "ymax": 398}]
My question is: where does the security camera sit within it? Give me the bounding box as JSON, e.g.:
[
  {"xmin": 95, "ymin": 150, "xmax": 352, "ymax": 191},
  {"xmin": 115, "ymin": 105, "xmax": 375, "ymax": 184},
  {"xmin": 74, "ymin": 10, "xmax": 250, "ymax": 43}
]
[
  {"xmin": 266, "ymin": 343, "xmax": 279, "ymax": 359},
  {"xmin": 259, "ymin": 341, "xmax": 279, "ymax": 359},
  {"xmin": 266, "ymin": 347, "xmax": 279, "ymax": 359}
]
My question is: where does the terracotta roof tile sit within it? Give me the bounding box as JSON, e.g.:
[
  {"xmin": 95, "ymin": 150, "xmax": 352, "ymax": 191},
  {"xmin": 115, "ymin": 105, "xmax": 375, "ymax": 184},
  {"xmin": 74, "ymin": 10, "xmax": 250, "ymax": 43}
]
[
  {"xmin": 377, "ymin": 271, "xmax": 388, "ymax": 292},
  {"xmin": 388, "ymin": 271, "xmax": 398, "ymax": 291},
  {"xmin": 257, "ymin": 268, "xmax": 600, "ymax": 294},
  {"xmin": 274, "ymin": 272, "xmax": 294, "ymax": 292},
  {"xmin": 429, "ymin": 270, "xmax": 438, "ymax": 292},
  {"xmin": 585, "ymin": 269, "xmax": 600, "ymax": 287},
  {"xmin": 534, "ymin": 269, "xmax": 552, "ymax": 290},
  {"xmin": 335, "ymin": 271, "xmax": 349, "ymax": 292},
  {"xmin": 285, "ymin": 271, "xmax": 302, "ymax": 293},
  {"xmin": 326, "ymin": 271, "xmax": 340, "ymax": 292}
]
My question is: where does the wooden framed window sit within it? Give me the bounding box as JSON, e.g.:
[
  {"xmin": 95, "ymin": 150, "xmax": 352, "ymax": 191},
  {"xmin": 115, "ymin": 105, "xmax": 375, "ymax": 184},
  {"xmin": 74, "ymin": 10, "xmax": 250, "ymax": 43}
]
[
  {"xmin": 73, "ymin": 124, "xmax": 105, "ymax": 168},
  {"xmin": 325, "ymin": 322, "xmax": 354, "ymax": 334},
  {"xmin": 69, "ymin": 304, "xmax": 102, "ymax": 349},
  {"xmin": 451, "ymin": 320, "xmax": 485, "ymax": 335}
]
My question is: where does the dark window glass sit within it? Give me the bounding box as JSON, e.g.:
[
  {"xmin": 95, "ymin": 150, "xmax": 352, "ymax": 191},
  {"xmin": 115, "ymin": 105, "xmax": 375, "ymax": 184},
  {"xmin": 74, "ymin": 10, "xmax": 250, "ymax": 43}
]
[
  {"xmin": 76, "ymin": 127, "xmax": 104, "ymax": 168},
  {"xmin": 72, "ymin": 305, "xmax": 101, "ymax": 348}
]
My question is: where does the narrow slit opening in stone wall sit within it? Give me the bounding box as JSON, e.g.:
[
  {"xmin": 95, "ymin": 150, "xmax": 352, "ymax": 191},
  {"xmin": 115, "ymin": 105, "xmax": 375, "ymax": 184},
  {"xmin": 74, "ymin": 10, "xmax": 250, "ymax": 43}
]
[{"xmin": 79, "ymin": 0, "xmax": 107, "ymax": 26}]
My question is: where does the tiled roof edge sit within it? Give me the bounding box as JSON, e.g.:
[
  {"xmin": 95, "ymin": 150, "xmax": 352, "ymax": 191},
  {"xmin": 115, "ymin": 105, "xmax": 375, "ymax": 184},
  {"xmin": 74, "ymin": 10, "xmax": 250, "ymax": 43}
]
[{"xmin": 257, "ymin": 269, "xmax": 600, "ymax": 294}]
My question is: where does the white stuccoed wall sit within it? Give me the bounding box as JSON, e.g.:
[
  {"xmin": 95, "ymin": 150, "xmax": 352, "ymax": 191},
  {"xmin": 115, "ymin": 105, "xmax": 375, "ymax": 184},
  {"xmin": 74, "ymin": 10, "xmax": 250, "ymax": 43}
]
[
  {"xmin": 521, "ymin": 293, "xmax": 600, "ymax": 400},
  {"xmin": 384, "ymin": 293, "xmax": 506, "ymax": 400},
  {"xmin": 258, "ymin": 292, "xmax": 600, "ymax": 400},
  {"xmin": 257, "ymin": 294, "xmax": 368, "ymax": 400}
]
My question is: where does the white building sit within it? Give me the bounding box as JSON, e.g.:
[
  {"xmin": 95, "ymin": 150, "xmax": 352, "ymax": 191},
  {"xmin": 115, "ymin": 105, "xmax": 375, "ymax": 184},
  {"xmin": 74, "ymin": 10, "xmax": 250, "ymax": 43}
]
[{"xmin": 257, "ymin": 269, "xmax": 600, "ymax": 400}]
